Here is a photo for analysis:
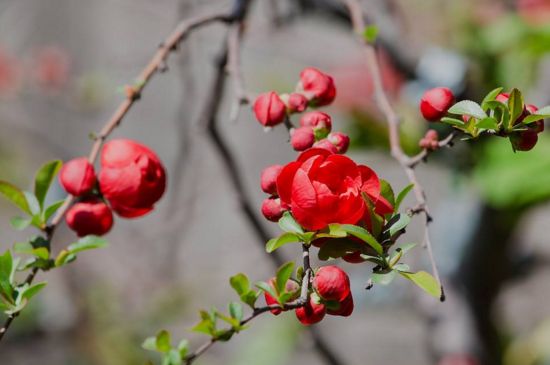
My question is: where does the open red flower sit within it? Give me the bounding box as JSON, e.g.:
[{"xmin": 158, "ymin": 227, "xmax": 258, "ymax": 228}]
[
  {"xmin": 99, "ymin": 139, "xmax": 166, "ymax": 218},
  {"xmin": 276, "ymin": 148, "xmax": 392, "ymax": 231}
]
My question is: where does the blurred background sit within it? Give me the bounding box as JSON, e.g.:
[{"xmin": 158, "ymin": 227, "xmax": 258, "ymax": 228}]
[{"xmin": 1, "ymin": 0, "xmax": 550, "ymax": 364}]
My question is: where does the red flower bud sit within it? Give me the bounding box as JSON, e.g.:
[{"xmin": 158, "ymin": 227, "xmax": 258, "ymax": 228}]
[
  {"xmin": 300, "ymin": 112, "xmax": 332, "ymax": 138},
  {"xmin": 261, "ymin": 165, "xmax": 283, "ymax": 195},
  {"xmin": 419, "ymin": 129, "xmax": 439, "ymax": 150},
  {"xmin": 66, "ymin": 199, "xmax": 113, "ymax": 237},
  {"xmin": 99, "ymin": 139, "xmax": 166, "ymax": 218},
  {"xmin": 327, "ymin": 132, "xmax": 350, "ymax": 154},
  {"xmin": 59, "ymin": 157, "xmax": 96, "ymax": 196},
  {"xmin": 420, "ymin": 87, "xmax": 455, "ymax": 121},
  {"xmin": 299, "ymin": 67, "xmax": 336, "ymax": 106},
  {"xmin": 313, "ymin": 139, "xmax": 338, "ymax": 154},
  {"xmin": 510, "ymin": 130, "xmax": 538, "ymax": 151},
  {"xmin": 33, "ymin": 46, "xmax": 70, "ymax": 90},
  {"xmin": 287, "ymin": 93, "xmax": 308, "ymax": 113},
  {"xmin": 261, "ymin": 197, "xmax": 285, "ymax": 222},
  {"xmin": 264, "ymin": 278, "xmax": 300, "ymax": 315},
  {"xmin": 295, "ymin": 296, "xmax": 326, "ymax": 325},
  {"xmin": 313, "ymin": 265, "xmax": 351, "ymax": 302},
  {"xmin": 327, "ymin": 292, "xmax": 354, "ymax": 317},
  {"xmin": 290, "ymin": 127, "xmax": 315, "ymax": 151},
  {"xmin": 495, "ymin": 92, "xmax": 510, "ymax": 104},
  {"xmin": 253, "ymin": 92, "xmax": 286, "ymax": 127}
]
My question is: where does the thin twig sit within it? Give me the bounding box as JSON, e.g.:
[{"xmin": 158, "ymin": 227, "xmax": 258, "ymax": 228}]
[
  {"xmin": 0, "ymin": 8, "xmax": 233, "ymax": 344},
  {"xmin": 407, "ymin": 131, "xmax": 456, "ymax": 168},
  {"xmin": 340, "ymin": 0, "xmax": 445, "ymax": 301},
  {"xmin": 183, "ymin": 245, "xmax": 312, "ymax": 364}
]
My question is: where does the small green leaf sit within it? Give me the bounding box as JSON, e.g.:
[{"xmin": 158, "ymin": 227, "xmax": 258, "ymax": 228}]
[
  {"xmin": 240, "ymin": 290, "xmax": 260, "ymax": 309},
  {"xmin": 177, "ymin": 339, "xmax": 189, "ymax": 357},
  {"xmin": 394, "ymin": 183, "xmax": 414, "ymax": 212},
  {"xmin": 440, "ymin": 117, "xmax": 465, "ymax": 127},
  {"xmin": 10, "ymin": 216, "xmax": 32, "ymax": 230},
  {"xmin": 278, "ymin": 212, "xmax": 304, "ymax": 234},
  {"xmin": 43, "ymin": 199, "xmax": 65, "ymax": 222},
  {"xmin": 385, "ymin": 213, "xmax": 411, "ymax": 237},
  {"xmin": 18, "ymin": 282, "xmax": 47, "ymax": 301},
  {"xmin": 0, "ymin": 251, "xmax": 14, "ymax": 303},
  {"xmin": 395, "ymin": 243, "xmax": 417, "ymax": 255},
  {"xmin": 266, "ymin": 232, "xmax": 301, "ymax": 253},
  {"xmin": 371, "ymin": 271, "xmax": 396, "ymax": 285},
  {"xmin": 476, "ymin": 117, "xmax": 498, "ymax": 130},
  {"xmin": 448, "ymin": 100, "xmax": 488, "ymax": 120},
  {"xmin": 67, "ymin": 235, "xmax": 108, "ymax": 254},
  {"xmin": 331, "ymin": 224, "xmax": 383, "ymax": 255},
  {"xmin": 54, "ymin": 250, "xmax": 76, "ymax": 267},
  {"xmin": 481, "ymin": 87, "xmax": 504, "ymax": 108},
  {"xmin": 156, "ymin": 330, "xmax": 171, "ymax": 353},
  {"xmin": 508, "ymin": 88, "xmax": 524, "ymax": 125},
  {"xmin": 229, "ymin": 301, "xmax": 243, "ymax": 322},
  {"xmin": 24, "ymin": 192, "xmax": 40, "ymax": 216},
  {"xmin": 363, "ymin": 25, "xmax": 379, "ymax": 43},
  {"xmin": 275, "ymin": 262, "xmax": 294, "ymax": 294},
  {"xmin": 142, "ymin": 336, "xmax": 158, "ymax": 351},
  {"xmin": 255, "ymin": 281, "xmax": 278, "ymax": 302},
  {"xmin": 0, "ymin": 181, "xmax": 32, "ymax": 215},
  {"xmin": 34, "ymin": 160, "xmax": 62, "ymax": 210},
  {"xmin": 166, "ymin": 349, "xmax": 182, "ymax": 365},
  {"xmin": 14, "ymin": 242, "xmax": 49, "ymax": 260},
  {"xmin": 379, "ymin": 180, "xmax": 395, "ymax": 211},
  {"xmin": 230, "ymin": 273, "xmax": 250, "ymax": 296},
  {"xmin": 392, "ymin": 263, "xmax": 410, "ymax": 272},
  {"xmin": 399, "ymin": 271, "xmax": 441, "ymax": 298}
]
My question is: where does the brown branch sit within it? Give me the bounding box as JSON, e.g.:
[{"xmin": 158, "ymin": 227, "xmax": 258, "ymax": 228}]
[
  {"xmin": 340, "ymin": 0, "xmax": 445, "ymax": 301},
  {"xmin": 183, "ymin": 244, "xmax": 312, "ymax": 365},
  {"xmin": 0, "ymin": 8, "xmax": 234, "ymax": 345},
  {"xmin": 407, "ymin": 131, "xmax": 457, "ymax": 169}
]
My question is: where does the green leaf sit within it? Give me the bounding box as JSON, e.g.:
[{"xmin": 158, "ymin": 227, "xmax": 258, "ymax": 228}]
[
  {"xmin": 440, "ymin": 117, "xmax": 465, "ymax": 127},
  {"xmin": 265, "ymin": 232, "xmax": 301, "ymax": 253},
  {"xmin": 230, "ymin": 273, "xmax": 250, "ymax": 296},
  {"xmin": 385, "ymin": 213, "xmax": 411, "ymax": 237},
  {"xmin": 14, "ymin": 242, "xmax": 49, "ymax": 260},
  {"xmin": 191, "ymin": 310, "xmax": 217, "ymax": 336},
  {"xmin": 166, "ymin": 349, "xmax": 182, "ymax": 365},
  {"xmin": 54, "ymin": 250, "xmax": 76, "ymax": 267},
  {"xmin": 481, "ymin": 87, "xmax": 504, "ymax": 108},
  {"xmin": 371, "ymin": 271, "xmax": 396, "ymax": 285},
  {"xmin": 394, "ymin": 183, "xmax": 414, "ymax": 212},
  {"xmin": 317, "ymin": 238, "xmax": 366, "ymax": 261},
  {"xmin": 395, "ymin": 243, "xmax": 417, "ymax": 256},
  {"xmin": 24, "ymin": 192, "xmax": 40, "ymax": 216},
  {"xmin": 177, "ymin": 339, "xmax": 189, "ymax": 358},
  {"xmin": 330, "ymin": 224, "xmax": 383, "ymax": 255},
  {"xmin": 10, "ymin": 216, "xmax": 32, "ymax": 230},
  {"xmin": 0, "ymin": 251, "xmax": 14, "ymax": 303},
  {"xmin": 275, "ymin": 262, "xmax": 294, "ymax": 294},
  {"xmin": 142, "ymin": 336, "xmax": 158, "ymax": 351},
  {"xmin": 255, "ymin": 282, "xmax": 278, "ymax": 301},
  {"xmin": 229, "ymin": 301, "xmax": 243, "ymax": 322},
  {"xmin": 363, "ymin": 25, "xmax": 378, "ymax": 44},
  {"xmin": 379, "ymin": 180, "xmax": 395, "ymax": 211},
  {"xmin": 522, "ymin": 106, "xmax": 550, "ymax": 124},
  {"xmin": 18, "ymin": 282, "xmax": 47, "ymax": 302},
  {"xmin": 67, "ymin": 235, "xmax": 108, "ymax": 254},
  {"xmin": 476, "ymin": 117, "xmax": 499, "ymax": 130},
  {"xmin": 240, "ymin": 290, "xmax": 260, "ymax": 309},
  {"xmin": 448, "ymin": 100, "xmax": 488, "ymax": 120},
  {"xmin": 278, "ymin": 212, "xmax": 304, "ymax": 234},
  {"xmin": 399, "ymin": 271, "xmax": 441, "ymax": 299},
  {"xmin": 43, "ymin": 199, "xmax": 65, "ymax": 222},
  {"xmin": 508, "ymin": 88, "xmax": 524, "ymax": 125},
  {"xmin": 0, "ymin": 181, "xmax": 32, "ymax": 215},
  {"xmin": 34, "ymin": 160, "xmax": 62, "ymax": 210},
  {"xmin": 156, "ymin": 330, "xmax": 171, "ymax": 353},
  {"xmin": 392, "ymin": 263, "xmax": 410, "ymax": 272}
]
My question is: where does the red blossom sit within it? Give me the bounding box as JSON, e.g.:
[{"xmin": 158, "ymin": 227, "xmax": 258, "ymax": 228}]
[
  {"xmin": 66, "ymin": 199, "xmax": 113, "ymax": 237},
  {"xmin": 299, "ymin": 67, "xmax": 336, "ymax": 106},
  {"xmin": 59, "ymin": 157, "xmax": 96, "ymax": 196},
  {"xmin": 253, "ymin": 92, "xmax": 286, "ymax": 127},
  {"xmin": 420, "ymin": 87, "xmax": 455, "ymax": 121}
]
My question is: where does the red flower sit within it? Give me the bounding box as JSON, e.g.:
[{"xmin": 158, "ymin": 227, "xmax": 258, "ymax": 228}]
[
  {"xmin": 260, "ymin": 165, "xmax": 283, "ymax": 195},
  {"xmin": 295, "ymin": 297, "xmax": 326, "ymax": 325},
  {"xmin": 99, "ymin": 139, "xmax": 166, "ymax": 218},
  {"xmin": 313, "ymin": 265, "xmax": 350, "ymax": 302},
  {"xmin": 327, "ymin": 132, "xmax": 350, "ymax": 154},
  {"xmin": 300, "ymin": 111, "xmax": 332, "ymax": 132},
  {"xmin": 253, "ymin": 92, "xmax": 286, "ymax": 127},
  {"xmin": 420, "ymin": 87, "xmax": 455, "ymax": 121},
  {"xmin": 59, "ymin": 157, "xmax": 97, "ymax": 196},
  {"xmin": 66, "ymin": 199, "xmax": 113, "ymax": 237},
  {"xmin": 299, "ymin": 68, "xmax": 336, "ymax": 106},
  {"xmin": 276, "ymin": 148, "xmax": 392, "ymax": 231}
]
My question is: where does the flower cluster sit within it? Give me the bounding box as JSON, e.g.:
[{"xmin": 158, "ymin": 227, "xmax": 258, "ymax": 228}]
[
  {"xmin": 252, "ymin": 67, "xmax": 348, "ymax": 153},
  {"xmin": 59, "ymin": 139, "xmax": 166, "ymax": 236}
]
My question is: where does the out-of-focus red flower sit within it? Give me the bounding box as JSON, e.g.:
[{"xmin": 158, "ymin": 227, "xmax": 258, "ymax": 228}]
[
  {"xmin": 59, "ymin": 157, "xmax": 96, "ymax": 196},
  {"xmin": 517, "ymin": 0, "xmax": 550, "ymax": 24},
  {"xmin": 276, "ymin": 148, "xmax": 392, "ymax": 231},
  {"xmin": 66, "ymin": 199, "xmax": 113, "ymax": 237},
  {"xmin": 0, "ymin": 48, "xmax": 21, "ymax": 96},
  {"xmin": 99, "ymin": 139, "xmax": 166, "ymax": 218},
  {"xmin": 32, "ymin": 46, "xmax": 70, "ymax": 90}
]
